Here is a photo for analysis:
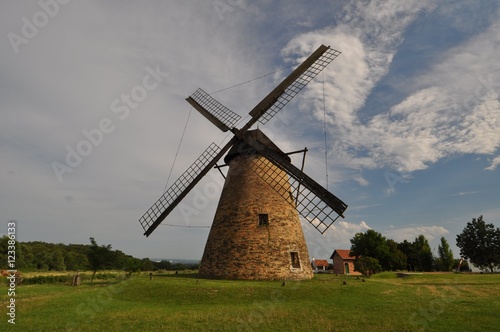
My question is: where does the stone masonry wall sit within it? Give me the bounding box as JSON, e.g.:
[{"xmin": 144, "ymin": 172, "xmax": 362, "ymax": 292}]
[{"xmin": 199, "ymin": 154, "xmax": 313, "ymax": 280}]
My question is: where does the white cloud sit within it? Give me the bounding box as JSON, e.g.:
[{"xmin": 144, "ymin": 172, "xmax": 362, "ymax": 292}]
[
  {"xmin": 449, "ymin": 191, "xmax": 480, "ymax": 197},
  {"xmin": 272, "ymin": 0, "xmax": 434, "ymax": 175},
  {"xmin": 366, "ymin": 20, "xmax": 500, "ymax": 172},
  {"xmin": 485, "ymin": 155, "xmax": 500, "ymax": 171},
  {"xmin": 384, "ymin": 225, "xmax": 449, "ymax": 243},
  {"xmin": 277, "ymin": 1, "xmax": 500, "ymax": 177}
]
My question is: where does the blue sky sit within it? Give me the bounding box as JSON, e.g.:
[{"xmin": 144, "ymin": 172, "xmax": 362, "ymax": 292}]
[{"xmin": 1, "ymin": 1, "xmax": 499, "ymax": 263}]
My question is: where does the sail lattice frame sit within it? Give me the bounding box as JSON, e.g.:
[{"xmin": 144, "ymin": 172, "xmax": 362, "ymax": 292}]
[
  {"xmin": 250, "ymin": 154, "xmax": 345, "ymax": 234},
  {"xmin": 256, "ymin": 47, "xmax": 341, "ymax": 124},
  {"xmin": 139, "ymin": 142, "xmax": 222, "ymax": 233},
  {"xmin": 187, "ymin": 88, "xmax": 241, "ymax": 131}
]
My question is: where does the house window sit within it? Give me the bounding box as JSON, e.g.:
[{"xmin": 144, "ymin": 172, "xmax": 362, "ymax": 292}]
[
  {"xmin": 258, "ymin": 214, "xmax": 269, "ymax": 226},
  {"xmin": 290, "ymin": 252, "xmax": 301, "ymax": 268}
]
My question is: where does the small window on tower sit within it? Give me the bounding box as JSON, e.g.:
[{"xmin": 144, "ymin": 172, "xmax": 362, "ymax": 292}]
[
  {"xmin": 290, "ymin": 252, "xmax": 301, "ymax": 268},
  {"xmin": 258, "ymin": 214, "xmax": 269, "ymax": 226}
]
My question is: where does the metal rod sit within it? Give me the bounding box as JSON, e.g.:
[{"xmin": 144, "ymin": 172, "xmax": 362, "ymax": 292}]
[
  {"xmin": 286, "ymin": 148, "xmax": 308, "ymax": 156},
  {"xmin": 214, "ymin": 164, "xmax": 228, "ymax": 169},
  {"xmin": 216, "ymin": 165, "xmax": 226, "ymax": 179},
  {"xmin": 295, "ymin": 148, "xmax": 308, "ymax": 205}
]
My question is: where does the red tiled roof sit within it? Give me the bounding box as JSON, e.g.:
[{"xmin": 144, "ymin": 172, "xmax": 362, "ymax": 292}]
[
  {"xmin": 330, "ymin": 249, "xmax": 356, "ymax": 260},
  {"xmin": 313, "ymin": 259, "xmax": 329, "ymax": 267}
]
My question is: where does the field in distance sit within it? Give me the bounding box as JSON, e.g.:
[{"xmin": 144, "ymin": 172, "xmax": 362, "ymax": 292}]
[{"xmin": 3, "ymin": 272, "xmax": 500, "ymax": 331}]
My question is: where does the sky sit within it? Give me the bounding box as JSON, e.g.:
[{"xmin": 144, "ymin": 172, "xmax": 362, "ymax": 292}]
[{"xmin": 1, "ymin": 0, "xmax": 499, "ymax": 263}]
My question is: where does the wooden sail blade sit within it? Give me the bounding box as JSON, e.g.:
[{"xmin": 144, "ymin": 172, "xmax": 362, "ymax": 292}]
[
  {"xmin": 244, "ymin": 45, "xmax": 340, "ymax": 129},
  {"xmin": 186, "ymin": 88, "xmax": 241, "ymax": 132},
  {"xmin": 242, "ymin": 132, "xmax": 347, "ymax": 234},
  {"xmin": 139, "ymin": 139, "xmax": 236, "ymax": 237},
  {"xmin": 253, "ymin": 152, "xmax": 347, "ymax": 234}
]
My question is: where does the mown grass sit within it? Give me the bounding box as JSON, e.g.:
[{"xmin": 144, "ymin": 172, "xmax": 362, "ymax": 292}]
[{"xmin": 2, "ymin": 272, "xmax": 500, "ymax": 331}]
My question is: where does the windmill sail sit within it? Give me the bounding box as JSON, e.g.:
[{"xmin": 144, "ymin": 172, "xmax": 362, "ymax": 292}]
[
  {"xmin": 242, "ymin": 132, "xmax": 347, "ymax": 234},
  {"xmin": 186, "ymin": 88, "xmax": 241, "ymax": 132},
  {"xmin": 139, "ymin": 44, "xmax": 344, "ymax": 238},
  {"xmin": 140, "ymin": 140, "xmax": 236, "ymax": 237},
  {"xmin": 254, "ymin": 156, "xmax": 346, "ymax": 234},
  {"xmin": 245, "ymin": 45, "xmax": 341, "ymax": 127}
]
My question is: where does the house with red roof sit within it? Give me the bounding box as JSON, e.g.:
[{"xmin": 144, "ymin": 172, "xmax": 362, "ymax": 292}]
[
  {"xmin": 330, "ymin": 249, "xmax": 361, "ymax": 275},
  {"xmin": 311, "ymin": 258, "xmax": 330, "ymax": 271}
]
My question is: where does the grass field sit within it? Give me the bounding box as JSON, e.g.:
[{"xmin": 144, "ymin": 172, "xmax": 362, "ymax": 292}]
[{"xmin": 2, "ymin": 271, "xmax": 500, "ymax": 331}]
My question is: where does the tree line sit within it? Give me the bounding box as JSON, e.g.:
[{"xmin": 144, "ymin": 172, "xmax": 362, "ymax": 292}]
[
  {"xmin": 350, "ymin": 215, "xmax": 500, "ymax": 276},
  {"xmin": 2, "ymin": 215, "xmax": 497, "ymax": 276},
  {"xmin": 0, "ymin": 236, "xmax": 198, "ymax": 274}
]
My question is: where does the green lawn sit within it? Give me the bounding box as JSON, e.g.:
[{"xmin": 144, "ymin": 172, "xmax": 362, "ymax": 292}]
[{"xmin": 2, "ymin": 272, "xmax": 500, "ymax": 331}]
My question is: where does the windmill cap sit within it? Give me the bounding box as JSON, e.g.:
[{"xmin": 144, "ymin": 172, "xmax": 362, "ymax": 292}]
[{"xmin": 224, "ymin": 129, "xmax": 291, "ymax": 164}]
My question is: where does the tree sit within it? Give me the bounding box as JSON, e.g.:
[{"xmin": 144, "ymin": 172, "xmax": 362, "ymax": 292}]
[
  {"xmin": 437, "ymin": 237, "xmax": 454, "ymax": 272},
  {"xmin": 65, "ymin": 251, "xmax": 90, "ymax": 271},
  {"xmin": 0, "ymin": 236, "xmax": 9, "ymax": 270},
  {"xmin": 386, "ymin": 239, "xmax": 407, "ymax": 271},
  {"xmin": 2, "ymin": 238, "xmax": 152, "ymax": 273},
  {"xmin": 414, "ymin": 235, "xmax": 434, "ymax": 272},
  {"xmin": 354, "ymin": 257, "xmax": 382, "ymax": 277},
  {"xmin": 153, "ymin": 260, "xmax": 172, "ymax": 270},
  {"xmin": 33, "ymin": 246, "xmax": 52, "ymax": 270},
  {"xmin": 124, "ymin": 256, "xmax": 142, "ymax": 277},
  {"xmin": 140, "ymin": 258, "xmax": 155, "ymax": 271},
  {"xmin": 398, "ymin": 240, "xmax": 417, "ymax": 271},
  {"xmin": 16, "ymin": 242, "xmax": 31, "ymax": 269},
  {"xmin": 87, "ymin": 237, "xmax": 114, "ymax": 282},
  {"xmin": 456, "ymin": 216, "xmax": 500, "ymax": 272},
  {"xmin": 49, "ymin": 249, "xmax": 66, "ymax": 271},
  {"xmin": 350, "ymin": 230, "xmax": 391, "ymax": 270}
]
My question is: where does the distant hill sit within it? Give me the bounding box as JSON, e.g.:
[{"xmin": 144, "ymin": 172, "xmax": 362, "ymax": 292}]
[{"xmin": 0, "ymin": 236, "xmax": 197, "ymax": 272}]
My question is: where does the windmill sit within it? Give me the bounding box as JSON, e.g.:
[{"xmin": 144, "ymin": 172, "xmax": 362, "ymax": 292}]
[{"xmin": 139, "ymin": 44, "xmax": 348, "ymax": 280}]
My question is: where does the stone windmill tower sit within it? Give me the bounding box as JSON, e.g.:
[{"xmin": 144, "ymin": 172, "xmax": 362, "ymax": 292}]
[
  {"xmin": 138, "ymin": 45, "xmax": 348, "ymax": 280},
  {"xmin": 199, "ymin": 130, "xmax": 313, "ymax": 280}
]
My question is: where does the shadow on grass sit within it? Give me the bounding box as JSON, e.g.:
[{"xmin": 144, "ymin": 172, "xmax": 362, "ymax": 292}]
[
  {"xmin": 86, "ymin": 279, "xmax": 129, "ymax": 286},
  {"xmin": 152, "ymin": 272, "xmax": 201, "ymax": 279}
]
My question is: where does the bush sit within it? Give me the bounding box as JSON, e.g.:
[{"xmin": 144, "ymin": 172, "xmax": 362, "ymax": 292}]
[
  {"xmin": 19, "ymin": 272, "xmax": 126, "ymax": 285},
  {"xmin": 22, "ymin": 275, "xmax": 70, "ymax": 285}
]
